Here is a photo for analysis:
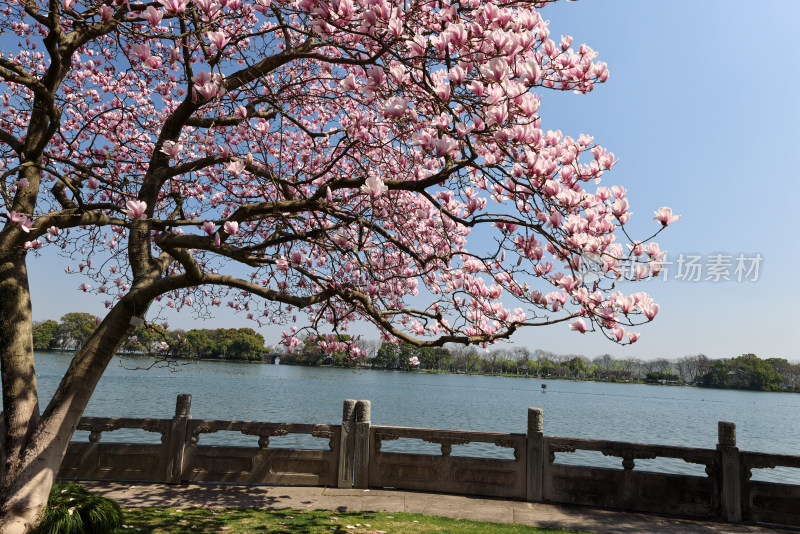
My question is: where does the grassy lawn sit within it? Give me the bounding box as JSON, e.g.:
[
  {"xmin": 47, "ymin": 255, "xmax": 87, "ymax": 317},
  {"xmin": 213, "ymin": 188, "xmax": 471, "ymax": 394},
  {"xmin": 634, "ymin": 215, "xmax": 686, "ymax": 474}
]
[{"xmin": 115, "ymin": 507, "xmax": 589, "ymax": 533}]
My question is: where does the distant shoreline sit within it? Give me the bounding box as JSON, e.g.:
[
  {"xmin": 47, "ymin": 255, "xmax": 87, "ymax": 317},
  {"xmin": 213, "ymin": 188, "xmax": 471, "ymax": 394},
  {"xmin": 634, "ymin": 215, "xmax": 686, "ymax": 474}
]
[
  {"xmin": 44, "ymin": 350, "xmax": 693, "ymax": 389},
  {"xmin": 36, "ymin": 350, "xmax": 798, "ymax": 394}
]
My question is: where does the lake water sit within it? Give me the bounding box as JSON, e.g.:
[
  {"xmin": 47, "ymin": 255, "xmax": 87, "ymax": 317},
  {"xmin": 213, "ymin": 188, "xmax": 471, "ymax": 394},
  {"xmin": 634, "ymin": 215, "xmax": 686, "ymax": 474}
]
[{"xmin": 31, "ymin": 352, "xmax": 800, "ymax": 483}]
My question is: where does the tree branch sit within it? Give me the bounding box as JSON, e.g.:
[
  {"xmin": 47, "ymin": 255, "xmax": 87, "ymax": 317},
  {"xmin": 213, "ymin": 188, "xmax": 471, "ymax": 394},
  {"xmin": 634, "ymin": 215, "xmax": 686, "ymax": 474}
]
[{"xmin": 0, "ymin": 129, "xmax": 23, "ymax": 154}]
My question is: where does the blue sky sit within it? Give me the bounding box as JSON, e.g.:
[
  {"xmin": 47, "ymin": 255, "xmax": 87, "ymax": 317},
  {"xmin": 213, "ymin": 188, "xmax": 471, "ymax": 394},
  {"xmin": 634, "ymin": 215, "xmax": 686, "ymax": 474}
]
[{"xmin": 26, "ymin": 0, "xmax": 800, "ymax": 361}]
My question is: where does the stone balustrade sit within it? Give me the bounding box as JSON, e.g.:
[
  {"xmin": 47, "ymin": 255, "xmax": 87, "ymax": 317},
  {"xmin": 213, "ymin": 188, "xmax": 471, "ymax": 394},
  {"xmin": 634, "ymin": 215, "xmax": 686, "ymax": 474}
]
[{"xmin": 3, "ymin": 395, "xmax": 798, "ymax": 527}]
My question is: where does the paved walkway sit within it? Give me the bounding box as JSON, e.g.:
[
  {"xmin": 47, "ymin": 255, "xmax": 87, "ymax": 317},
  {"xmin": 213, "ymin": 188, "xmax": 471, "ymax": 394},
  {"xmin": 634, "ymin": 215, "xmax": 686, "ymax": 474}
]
[{"xmin": 82, "ymin": 482, "xmax": 791, "ymax": 533}]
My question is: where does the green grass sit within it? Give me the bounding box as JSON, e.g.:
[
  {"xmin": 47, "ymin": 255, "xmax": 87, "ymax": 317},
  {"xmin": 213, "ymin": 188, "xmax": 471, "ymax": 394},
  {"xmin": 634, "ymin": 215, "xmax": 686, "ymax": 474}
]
[{"xmin": 114, "ymin": 507, "xmax": 589, "ymax": 533}]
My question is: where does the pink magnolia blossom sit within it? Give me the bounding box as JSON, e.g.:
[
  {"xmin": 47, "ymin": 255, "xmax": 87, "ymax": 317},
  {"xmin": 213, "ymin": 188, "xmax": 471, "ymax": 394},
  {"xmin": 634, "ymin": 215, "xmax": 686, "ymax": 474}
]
[
  {"xmin": 645, "ymin": 243, "xmax": 663, "ymax": 258},
  {"xmin": 125, "ymin": 200, "xmax": 147, "ymax": 220},
  {"xmin": 542, "ymin": 39, "xmax": 557, "ymax": 58},
  {"xmin": 340, "ymin": 74, "xmax": 358, "ymax": 91},
  {"xmin": 195, "ymin": 81, "xmax": 220, "ymax": 100},
  {"xmin": 611, "ymin": 198, "xmax": 629, "ymax": 219},
  {"xmin": 519, "ymin": 60, "xmax": 541, "ymax": 85},
  {"xmin": 569, "ymin": 319, "xmax": 587, "ymax": 334},
  {"xmin": 613, "ymin": 326, "xmax": 625, "ymax": 342},
  {"xmin": 100, "ymin": 5, "xmax": 113, "ymax": 20},
  {"xmin": 466, "ymin": 197, "xmax": 486, "ymax": 214},
  {"xmin": 653, "ymin": 207, "xmax": 681, "ymax": 226},
  {"xmin": 157, "ymin": 0, "xmax": 187, "ymax": 14},
  {"xmin": 79, "ymin": 283, "xmax": 91, "ymax": 292},
  {"xmin": 611, "ymin": 185, "xmax": 627, "ymax": 198},
  {"xmin": 144, "ymin": 56, "xmax": 162, "ymax": 69},
  {"xmin": 7, "ymin": 211, "xmax": 34, "ymax": 232},
  {"xmin": 195, "ymin": 0, "xmax": 219, "ymax": 14},
  {"xmin": 144, "ymin": 6, "xmax": 163, "ymax": 24},
  {"xmin": 382, "ymin": 97, "xmax": 409, "ymax": 118},
  {"xmin": 207, "ymin": 31, "xmax": 230, "ymax": 50},
  {"xmin": 160, "ymin": 140, "xmax": 183, "ymax": 159},
  {"xmin": 431, "ymin": 136, "xmax": 458, "ymax": 157},
  {"xmin": 226, "ymin": 161, "xmax": 245, "ymax": 175},
  {"xmin": 224, "ymin": 221, "xmax": 239, "ymax": 235},
  {"xmin": 434, "ymin": 81, "xmax": 451, "ymax": 101},
  {"xmin": 641, "ymin": 301, "xmax": 660, "ymax": 321},
  {"xmin": 485, "ymin": 103, "xmax": 508, "ymax": 126},
  {"xmin": 408, "ymin": 356, "xmax": 420, "ymax": 366},
  {"xmin": 191, "ymin": 71, "xmax": 212, "ymax": 86},
  {"xmin": 365, "ymin": 65, "xmax": 386, "ymax": 87},
  {"xmin": 618, "ymin": 295, "xmax": 636, "ymax": 314},
  {"xmin": 202, "ymin": 221, "xmax": 216, "ymax": 234},
  {"xmin": 633, "ymin": 265, "xmax": 648, "ymax": 280},
  {"xmin": 361, "ymin": 176, "xmax": 388, "ymax": 199},
  {"xmin": 448, "ymin": 65, "xmax": 466, "ymax": 84},
  {"xmin": 130, "ymin": 44, "xmax": 151, "ymax": 61},
  {"xmin": 483, "ymin": 58, "xmax": 508, "ymax": 82}
]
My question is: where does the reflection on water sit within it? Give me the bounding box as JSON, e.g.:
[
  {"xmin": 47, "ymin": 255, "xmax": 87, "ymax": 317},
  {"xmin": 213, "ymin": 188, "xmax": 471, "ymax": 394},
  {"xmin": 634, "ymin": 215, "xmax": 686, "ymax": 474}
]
[{"xmin": 30, "ymin": 352, "xmax": 800, "ymax": 483}]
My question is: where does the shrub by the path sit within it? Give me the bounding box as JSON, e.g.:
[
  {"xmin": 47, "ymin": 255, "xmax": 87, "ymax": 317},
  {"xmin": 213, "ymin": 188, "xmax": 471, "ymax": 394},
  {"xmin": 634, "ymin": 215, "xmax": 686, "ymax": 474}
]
[{"xmin": 33, "ymin": 482, "xmax": 123, "ymax": 534}]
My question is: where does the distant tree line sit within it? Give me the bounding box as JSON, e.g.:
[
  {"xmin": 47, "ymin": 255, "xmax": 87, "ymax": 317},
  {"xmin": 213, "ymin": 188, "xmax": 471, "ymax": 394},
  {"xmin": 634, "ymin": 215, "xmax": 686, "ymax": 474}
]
[
  {"xmin": 287, "ymin": 338, "xmax": 800, "ymax": 392},
  {"xmin": 33, "ymin": 314, "xmax": 269, "ymax": 362},
  {"xmin": 33, "ymin": 313, "xmax": 98, "ymax": 352},
  {"xmin": 127, "ymin": 327, "xmax": 268, "ymax": 362},
  {"xmin": 699, "ymin": 353, "xmax": 795, "ymax": 392},
  {"xmin": 34, "ymin": 317, "xmax": 799, "ymax": 391},
  {"xmin": 278, "ymin": 335, "xmax": 354, "ymax": 366}
]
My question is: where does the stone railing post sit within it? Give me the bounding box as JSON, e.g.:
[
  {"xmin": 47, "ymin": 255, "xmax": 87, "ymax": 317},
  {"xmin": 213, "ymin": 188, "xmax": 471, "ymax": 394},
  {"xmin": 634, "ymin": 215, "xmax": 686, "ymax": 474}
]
[
  {"xmin": 165, "ymin": 394, "xmax": 192, "ymax": 484},
  {"xmin": 526, "ymin": 407, "xmax": 544, "ymax": 501},
  {"xmin": 353, "ymin": 400, "xmax": 371, "ymax": 489},
  {"xmin": 717, "ymin": 421, "xmax": 741, "ymax": 522},
  {"xmin": 338, "ymin": 399, "xmax": 357, "ymax": 488}
]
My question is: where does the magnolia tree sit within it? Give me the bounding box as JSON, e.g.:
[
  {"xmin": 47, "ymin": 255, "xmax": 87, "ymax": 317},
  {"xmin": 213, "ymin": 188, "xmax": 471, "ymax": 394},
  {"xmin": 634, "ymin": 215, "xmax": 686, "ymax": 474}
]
[{"xmin": 0, "ymin": 0, "xmax": 677, "ymax": 529}]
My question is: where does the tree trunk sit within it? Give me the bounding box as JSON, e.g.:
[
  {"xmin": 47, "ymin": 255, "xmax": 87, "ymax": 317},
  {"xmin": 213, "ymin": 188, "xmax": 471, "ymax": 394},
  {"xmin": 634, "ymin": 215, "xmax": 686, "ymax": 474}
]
[
  {"xmin": 0, "ymin": 257, "xmax": 139, "ymax": 533},
  {"xmin": 0, "ymin": 449, "xmax": 58, "ymax": 534},
  {"xmin": 0, "ymin": 252, "xmax": 44, "ymax": 533}
]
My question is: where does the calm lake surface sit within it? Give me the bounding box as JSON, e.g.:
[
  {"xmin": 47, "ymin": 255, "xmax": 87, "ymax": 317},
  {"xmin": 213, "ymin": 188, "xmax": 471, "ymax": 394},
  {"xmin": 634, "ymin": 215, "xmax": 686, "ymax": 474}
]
[{"xmin": 32, "ymin": 352, "xmax": 800, "ymax": 483}]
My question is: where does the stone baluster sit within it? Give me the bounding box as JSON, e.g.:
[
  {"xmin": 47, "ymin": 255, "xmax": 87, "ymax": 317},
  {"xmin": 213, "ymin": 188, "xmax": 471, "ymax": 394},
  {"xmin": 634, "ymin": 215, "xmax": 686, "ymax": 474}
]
[
  {"xmin": 718, "ymin": 421, "xmax": 742, "ymax": 522},
  {"xmin": 338, "ymin": 399, "xmax": 357, "ymax": 488},
  {"xmin": 353, "ymin": 400, "xmax": 371, "ymax": 489},
  {"xmin": 526, "ymin": 407, "xmax": 544, "ymax": 502},
  {"xmin": 165, "ymin": 394, "xmax": 192, "ymax": 484}
]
